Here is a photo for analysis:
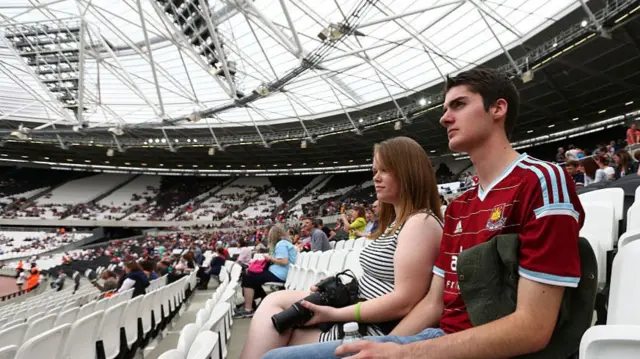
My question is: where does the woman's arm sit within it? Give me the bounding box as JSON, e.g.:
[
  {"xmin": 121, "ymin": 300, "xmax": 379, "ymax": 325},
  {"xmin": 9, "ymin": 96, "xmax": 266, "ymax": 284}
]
[
  {"xmin": 341, "ymin": 214, "xmax": 351, "ymax": 228},
  {"xmin": 269, "ymin": 244, "xmax": 290, "ymax": 266},
  {"xmin": 334, "ymin": 214, "xmax": 442, "ymax": 323},
  {"xmin": 118, "ymin": 278, "xmax": 136, "ymax": 293}
]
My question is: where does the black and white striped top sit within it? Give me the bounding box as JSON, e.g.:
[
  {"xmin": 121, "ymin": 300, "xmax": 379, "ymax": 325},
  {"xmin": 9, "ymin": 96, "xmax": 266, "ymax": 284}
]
[{"xmin": 318, "ymin": 209, "xmax": 443, "ymax": 341}]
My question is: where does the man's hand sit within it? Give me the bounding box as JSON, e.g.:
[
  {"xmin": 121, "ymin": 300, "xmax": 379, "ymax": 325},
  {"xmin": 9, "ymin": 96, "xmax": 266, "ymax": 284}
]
[
  {"xmin": 335, "ymin": 341, "xmax": 410, "ymax": 359},
  {"xmin": 300, "ymin": 300, "xmax": 341, "ymax": 326}
]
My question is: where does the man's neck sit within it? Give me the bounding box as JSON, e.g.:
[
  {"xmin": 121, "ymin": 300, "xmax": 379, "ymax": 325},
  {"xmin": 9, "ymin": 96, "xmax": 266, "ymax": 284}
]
[{"xmin": 469, "ymin": 135, "xmax": 520, "ymax": 192}]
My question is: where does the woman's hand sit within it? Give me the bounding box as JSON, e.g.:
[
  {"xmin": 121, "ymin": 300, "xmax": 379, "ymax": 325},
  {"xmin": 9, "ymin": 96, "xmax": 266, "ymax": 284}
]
[
  {"xmin": 263, "ymin": 254, "xmax": 271, "ymax": 262},
  {"xmin": 300, "ymin": 300, "xmax": 341, "ymax": 326}
]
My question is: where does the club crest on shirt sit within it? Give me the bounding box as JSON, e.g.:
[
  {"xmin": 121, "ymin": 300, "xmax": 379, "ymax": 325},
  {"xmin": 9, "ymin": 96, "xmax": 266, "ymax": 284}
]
[{"xmin": 486, "ymin": 203, "xmax": 507, "ymax": 230}]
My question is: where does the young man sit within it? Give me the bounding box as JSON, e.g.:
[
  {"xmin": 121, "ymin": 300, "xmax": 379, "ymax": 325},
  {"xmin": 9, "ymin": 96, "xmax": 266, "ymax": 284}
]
[{"xmin": 262, "ymin": 68, "xmax": 585, "ymax": 359}]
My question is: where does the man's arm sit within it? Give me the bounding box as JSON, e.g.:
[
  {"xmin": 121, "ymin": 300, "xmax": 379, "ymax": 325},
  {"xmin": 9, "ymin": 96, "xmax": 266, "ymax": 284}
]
[
  {"xmin": 390, "ymin": 275, "xmax": 444, "ymax": 336},
  {"xmin": 405, "ymin": 277, "xmax": 564, "ymax": 359},
  {"xmin": 310, "ymin": 231, "xmax": 322, "ymax": 252}
]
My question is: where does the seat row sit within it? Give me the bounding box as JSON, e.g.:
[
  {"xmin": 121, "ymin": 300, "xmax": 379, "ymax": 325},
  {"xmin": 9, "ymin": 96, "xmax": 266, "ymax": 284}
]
[
  {"xmin": 0, "ymin": 271, "xmax": 195, "ymax": 359},
  {"xmin": 158, "ymin": 265, "xmax": 240, "ymax": 359}
]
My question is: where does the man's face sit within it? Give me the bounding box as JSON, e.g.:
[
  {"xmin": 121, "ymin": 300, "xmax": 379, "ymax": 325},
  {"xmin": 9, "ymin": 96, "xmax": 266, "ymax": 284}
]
[
  {"xmin": 440, "ymin": 85, "xmax": 499, "ymax": 153},
  {"xmin": 371, "ymin": 201, "xmax": 379, "ymax": 216},
  {"xmin": 303, "ymin": 219, "xmax": 313, "ymax": 231},
  {"xmin": 566, "ymin": 165, "xmax": 577, "ymax": 175}
]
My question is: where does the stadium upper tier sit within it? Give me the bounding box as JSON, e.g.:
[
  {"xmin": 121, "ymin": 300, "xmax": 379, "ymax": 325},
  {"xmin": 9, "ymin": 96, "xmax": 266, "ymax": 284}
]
[{"xmin": 0, "ymin": 166, "xmax": 466, "ymax": 225}]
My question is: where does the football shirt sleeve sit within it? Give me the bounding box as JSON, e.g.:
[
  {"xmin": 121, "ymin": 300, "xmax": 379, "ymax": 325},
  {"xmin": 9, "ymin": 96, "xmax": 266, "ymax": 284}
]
[
  {"xmin": 517, "ymin": 161, "xmax": 584, "ymax": 288},
  {"xmin": 433, "ymin": 206, "xmax": 451, "ymax": 278}
]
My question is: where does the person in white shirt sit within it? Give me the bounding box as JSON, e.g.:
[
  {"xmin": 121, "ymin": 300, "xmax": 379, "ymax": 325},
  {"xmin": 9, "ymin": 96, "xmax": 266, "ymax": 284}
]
[{"xmin": 236, "ymin": 239, "xmax": 252, "ymax": 265}]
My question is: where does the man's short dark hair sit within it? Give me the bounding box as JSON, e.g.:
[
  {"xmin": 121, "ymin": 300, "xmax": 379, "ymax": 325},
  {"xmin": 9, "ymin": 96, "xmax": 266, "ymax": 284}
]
[
  {"xmin": 444, "ymin": 68, "xmax": 520, "ymax": 138},
  {"xmin": 312, "ymin": 218, "xmax": 323, "ymax": 227}
]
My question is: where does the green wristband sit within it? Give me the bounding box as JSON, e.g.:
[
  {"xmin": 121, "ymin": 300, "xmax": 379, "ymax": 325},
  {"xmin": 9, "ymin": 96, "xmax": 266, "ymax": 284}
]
[{"xmin": 355, "ymin": 302, "xmax": 362, "ymax": 322}]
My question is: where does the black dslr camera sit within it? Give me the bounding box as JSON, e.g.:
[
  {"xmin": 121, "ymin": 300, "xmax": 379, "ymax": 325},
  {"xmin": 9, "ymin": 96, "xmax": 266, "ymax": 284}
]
[{"xmin": 271, "ymin": 270, "xmax": 359, "ymax": 333}]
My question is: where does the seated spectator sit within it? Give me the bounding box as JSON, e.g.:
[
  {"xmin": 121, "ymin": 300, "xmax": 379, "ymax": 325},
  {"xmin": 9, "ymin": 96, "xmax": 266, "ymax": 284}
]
[
  {"xmin": 93, "ymin": 270, "xmax": 119, "ymax": 293},
  {"xmin": 565, "ymin": 160, "xmax": 585, "ymax": 187},
  {"xmin": 594, "ymin": 155, "xmax": 615, "ymax": 182},
  {"xmin": 141, "ymin": 260, "xmax": 159, "ymax": 280},
  {"xmin": 198, "ymin": 247, "xmax": 226, "ymax": 290},
  {"xmin": 582, "ymin": 157, "xmax": 598, "ymax": 186},
  {"xmin": 51, "ymin": 269, "xmax": 66, "ymax": 291},
  {"xmin": 238, "ymin": 136, "xmax": 443, "ymax": 358},
  {"xmin": 235, "ymin": 225, "xmax": 297, "ymax": 319},
  {"xmin": 236, "ymin": 239, "xmax": 252, "ymax": 265},
  {"xmin": 302, "ymin": 218, "xmax": 331, "ymax": 252},
  {"xmin": 118, "ymin": 261, "xmax": 150, "ymax": 298},
  {"xmin": 613, "ymin": 148, "xmax": 634, "ymax": 179}
]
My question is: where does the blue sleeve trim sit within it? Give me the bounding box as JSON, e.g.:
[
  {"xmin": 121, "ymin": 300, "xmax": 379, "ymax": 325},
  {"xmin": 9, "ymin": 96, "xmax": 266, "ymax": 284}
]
[{"xmin": 519, "ymin": 266, "xmax": 580, "ymax": 288}]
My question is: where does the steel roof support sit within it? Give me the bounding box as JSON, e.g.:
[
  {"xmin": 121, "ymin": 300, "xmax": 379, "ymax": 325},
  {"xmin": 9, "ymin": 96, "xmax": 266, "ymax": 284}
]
[
  {"xmin": 204, "ymin": 117, "xmax": 223, "ymax": 150},
  {"xmin": 372, "ymin": 1, "xmax": 462, "ymax": 70},
  {"xmin": 283, "ymin": 93, "xmax": 312, "ymax": 140},
  {"xmin": 327, "ymin": 80, "xmax": 361, "ymax": 134},
  {"xmin": 279, "ymin": 0, "xmax": 304, "ymax": 58},
  {"xmin": 136, "ymin": 0, "xmax": 165, "ymax": 118},
  {"xmin": 244, "ymin": 107, "xmax": 269, "ymax": 148},
  {"xmin": 356, "ymin": 0, "xmax": 464, "ymax": 29},
  {"xmin": 1, "ymin": 40, "xmax": 77, "ymax": 125},
  {"xmin": 230, "ymin": 0, "xmax": 301, "ymax": 57},
  {"xmin": 147, "ymin": 0, "xmax": 234, "ymax": 98},
  {"xmin": 198, "ymin": 0, "xmax": 238, "ymax": 99},
  {"xmin": 578, "ymin": 0, "xmax": 611, "ymax": 38},
  {"xmin": 85, "ymin": 2, "xmax": 196, "ymax": 102},
  {"xmin": 76, "ymin": 19, "xmax": 86, "ymax": 124},
  {"xmin": 477, "ymin": 9, "xmax": 522, "ymax": 76},
  {"xmin": 469, "ymin": 0, "xmax": 524, "ymax": 40},
  {"xmin": 93, "ymin": 33, "xmax": 162, "ymax": 117},
  {"xmin": 0, "ymin": 101, "xmax": 38, "ymax": 121}
]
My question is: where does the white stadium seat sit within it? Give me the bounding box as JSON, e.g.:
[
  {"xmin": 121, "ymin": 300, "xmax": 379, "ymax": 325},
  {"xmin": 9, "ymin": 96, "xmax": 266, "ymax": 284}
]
[
  {"xmin": 15, "ymin": 323, "xmax": 71, "ymax": 359},
  {"xmin": 177, "ymin": 323, "xmax": 201, "ymax": 355},
  {"xmin": 0, "ymin": 345, "xmax": 17, "ymax": 359},
  {"xmin": 60, "ymin": 310, "xmax": 104, "ymax": 359},
  {"xmin": 54, "ymin": 306, "xmax": 79, "ymax": 327},
  {"xmin": 186, "ymin": 331, "xmax": 218, "ymax": 359},
  {"xmin": 0, "ymin": 323, "xmax": 28, "ymax": 349}
]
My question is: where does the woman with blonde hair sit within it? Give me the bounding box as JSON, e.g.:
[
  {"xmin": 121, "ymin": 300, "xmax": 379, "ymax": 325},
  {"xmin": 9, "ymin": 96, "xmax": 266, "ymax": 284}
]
[
  {"xmin": 239, "ymin": 136, "xmax": 444, "ymax": 359},
  {"xmin": 235, "ymin": 225, "xmax": 297, "ymax": 318}
]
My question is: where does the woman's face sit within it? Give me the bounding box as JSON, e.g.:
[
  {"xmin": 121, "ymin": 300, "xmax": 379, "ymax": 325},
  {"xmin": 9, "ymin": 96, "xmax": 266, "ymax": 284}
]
[
  {"xmin": 614, "ymin": 154, "xmax": 621, "ymax": 165},
  {"xmin": 373, "ymin": 154, "xmax": 399, "ymax": 204}
]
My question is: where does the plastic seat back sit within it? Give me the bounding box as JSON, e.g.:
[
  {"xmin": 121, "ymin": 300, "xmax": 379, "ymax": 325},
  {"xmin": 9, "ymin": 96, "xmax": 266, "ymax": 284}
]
[
  {"xmin": 186, "ymin": 331, "xmax": 218, "ymax": 359},
  {"xmin": 55, "ymin": 306, "xmax": 79, "ymax": 327},
  {"xmin": 60, "ymin": 310, "xmax": 105, "ymax": 359},
  {"xmin": 0, "ymin": 323, "xmax": 27, "ymax": 349},
  {"xmin": 15, "ymin": 323, "xmax": 71, "ymax": 359},
  {"xmin": 608, "ymin": 240, "xmax": 640, "ymax": 325},
  {"xmin": 24, "ymin": 313, "xmax": 57, "ymax": 339},
  {"xmin": 0, "ymin": 345, "xmax": 17, "ymax": 359},
  {"xmin": 177, "ymin": 323, "xmax": 200, "ymax": 354}
]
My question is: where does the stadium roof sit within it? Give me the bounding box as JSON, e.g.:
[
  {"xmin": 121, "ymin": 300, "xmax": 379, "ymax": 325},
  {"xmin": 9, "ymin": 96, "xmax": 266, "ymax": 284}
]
[
  {"xmin": 0, "ymin": 0, "xmax": 638, "ymax": 174},
  {"xmin": 1, "ymin": 0, "xmax": 583, "ymax": 129}
]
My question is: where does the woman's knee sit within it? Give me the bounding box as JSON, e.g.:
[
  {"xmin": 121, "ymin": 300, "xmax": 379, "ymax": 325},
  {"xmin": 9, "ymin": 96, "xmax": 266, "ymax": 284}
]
[{"xmin": 260, "ymin": 290, "xmax": 309, "ymax": 310}]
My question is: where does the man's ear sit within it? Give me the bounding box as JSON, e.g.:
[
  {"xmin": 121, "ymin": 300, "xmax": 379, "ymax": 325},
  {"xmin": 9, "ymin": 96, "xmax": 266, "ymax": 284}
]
[{"xmin": 492, "ymin": 98, "xmax": 508, "ymax": 122}]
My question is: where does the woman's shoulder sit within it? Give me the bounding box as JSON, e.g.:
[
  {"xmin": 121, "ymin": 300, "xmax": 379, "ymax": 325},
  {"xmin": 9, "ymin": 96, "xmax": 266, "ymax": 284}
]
[{"xmin": 399, "ymin": 210, "xmax": 443, "ymax": 235}]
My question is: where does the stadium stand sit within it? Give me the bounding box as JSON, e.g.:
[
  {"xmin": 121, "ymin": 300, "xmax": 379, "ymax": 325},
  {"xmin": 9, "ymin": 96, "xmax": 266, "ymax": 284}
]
[{"xmin": 1, "ymin": 1, "xmax": 640, "ymax": 358}]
